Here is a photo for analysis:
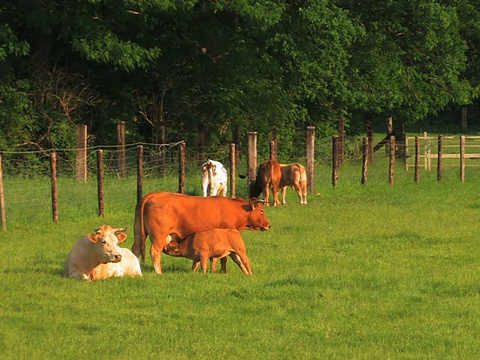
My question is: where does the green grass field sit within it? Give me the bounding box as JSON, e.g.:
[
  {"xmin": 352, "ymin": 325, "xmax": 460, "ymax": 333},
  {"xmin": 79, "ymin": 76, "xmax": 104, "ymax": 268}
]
[{"xmin": 1, "ymin": 158, "xmax": 480, "ymax": 359}]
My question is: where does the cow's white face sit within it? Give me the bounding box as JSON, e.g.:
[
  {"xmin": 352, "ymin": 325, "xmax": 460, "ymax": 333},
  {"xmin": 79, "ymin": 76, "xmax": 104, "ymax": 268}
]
[{"xmin": 88, "ymin": 226, "xmax": 126, "ymax": 264}]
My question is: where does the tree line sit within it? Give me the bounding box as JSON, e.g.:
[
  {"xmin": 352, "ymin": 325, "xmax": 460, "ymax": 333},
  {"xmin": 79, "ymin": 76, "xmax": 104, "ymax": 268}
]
[{"xmin": 0, "ymin": 0, "xmax": 479, "ymax": 160}]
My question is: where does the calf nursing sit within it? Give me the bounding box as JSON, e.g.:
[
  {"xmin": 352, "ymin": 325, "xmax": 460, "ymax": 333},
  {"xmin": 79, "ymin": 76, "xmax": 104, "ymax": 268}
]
[{"xmin": 163, "ymin": 229, "xmax": 252, "ymax": 275}]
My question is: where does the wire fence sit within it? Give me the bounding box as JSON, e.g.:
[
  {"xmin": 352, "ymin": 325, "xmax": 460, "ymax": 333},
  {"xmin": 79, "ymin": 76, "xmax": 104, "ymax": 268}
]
[{"xmin": 2, "ymin": 133, "xmax": 480, "ymax": 229}]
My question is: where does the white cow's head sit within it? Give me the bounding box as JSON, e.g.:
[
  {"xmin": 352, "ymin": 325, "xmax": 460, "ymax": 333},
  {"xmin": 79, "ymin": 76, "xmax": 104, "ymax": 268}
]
[{"xmin": 88, "ymin": 225, "xmax": 127, "ymax": 264}]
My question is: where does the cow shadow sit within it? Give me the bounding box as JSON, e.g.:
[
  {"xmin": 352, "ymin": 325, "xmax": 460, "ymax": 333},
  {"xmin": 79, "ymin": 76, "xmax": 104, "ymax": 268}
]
[{"xmin": 141, "ymin": 262, "xmax": 192, "ymax": 274}]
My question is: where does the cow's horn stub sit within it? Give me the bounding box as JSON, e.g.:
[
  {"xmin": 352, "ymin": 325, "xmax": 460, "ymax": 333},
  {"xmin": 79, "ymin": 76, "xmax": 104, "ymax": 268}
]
[{"xmin": 112, "ymin": 227, "xmax": 127, "ymax": 233}]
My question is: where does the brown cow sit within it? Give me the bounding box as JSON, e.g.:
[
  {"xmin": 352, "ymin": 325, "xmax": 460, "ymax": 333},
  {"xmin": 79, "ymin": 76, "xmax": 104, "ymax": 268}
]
[
  {"xmin": 133, "ymin": 192, "xmax": 270, "ymax": 274},
  {"xmin": 249, "ymin": 160, "xmax": 282, "ymax": 206},
  {"xmin": 280, "ymin": 163, "xmax": 308, "ymax": 205},
  {"xmin": 163, "ymin": 229, "xmax": 252, "ymax": 275}
]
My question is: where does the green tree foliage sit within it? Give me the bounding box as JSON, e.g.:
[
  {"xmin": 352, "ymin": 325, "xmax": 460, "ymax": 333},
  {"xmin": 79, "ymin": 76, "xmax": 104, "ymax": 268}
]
[
  {"xmin": 0, "ymin": 18, "xmax": 32, "ymax": 150},
  {"xmin": 0, "ymin": 0, "xmax": 478, "ymax": 154},
  {"xmin": 343, "ymin": 0, "xmax": 477, "ymax": 125}
]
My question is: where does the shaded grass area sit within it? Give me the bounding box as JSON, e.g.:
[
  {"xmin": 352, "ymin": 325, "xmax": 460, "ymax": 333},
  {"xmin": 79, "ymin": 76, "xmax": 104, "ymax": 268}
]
[{"xmin": 1, "ymin": 161, "xmax": 480, "ymax": 359}]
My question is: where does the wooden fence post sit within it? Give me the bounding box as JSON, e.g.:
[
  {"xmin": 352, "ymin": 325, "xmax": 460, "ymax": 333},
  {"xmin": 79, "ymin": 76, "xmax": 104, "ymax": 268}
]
[
  {"xmin": 386, "ymin": 117, "xmax": 393, "ymax": 154},
  {"xmin": 423, "ymin": 132, "xmax": 430, "ymax": 170},
  {"xmin": 50, "ymin": 152, "xmax": 59, "ymax": 223},
  {"xmin": 437, "ymin": 135, "xmax": 443, "ymax": 182},
  {"xmin": 137, "ymin": 145, "xmax": 144, "ymax": 204},
  {"xmin": 361, "ymin": 137, "xmax": 368, "ymax": 185},
  {"xmin": 389, "ymin": 135, "xmax": 395, "ymax": 185},
  {"xmin": 248, "ymin": 132, "xmax": 257, "ymax": 194},
  {"xmin": 197, "ymin": 123, "xmax": 205, "ymax": 166},
  {"xmin": 395, "ymin": 123, "xmax": 406, "ymax": 162},
  {"xmin": 116, "ymin": 121, "xmax": 126, "ymax": 178},
  {"xmin": 414, "ymin": 136, "xmax": 420, "ymax": 184},
  {"xmin": 97, "ymin": 150, "xmax": 104, "ymax": 218},
  {"xmin": 230, "ymin": 143, "xmax": 236, "ymax": 198},
  {"xmin": 460, "ymin": 135, "xmax": 465, "ymax": 183},
  {"xmin": 367, "ymin": 120, "xmax": 374, "ymax": 165},
  {"xmin": 338, "ymin": 119, "xmax": 345, "ymax": 166},
  {"xmin": 269, "ymin": 141, "xmax": 276, "ymax": 161},
  {"xmin": 306, "ymin": 126, "xmax": 315, "ymax": 194},
  {"xmin": 270, "ymin": 129, "xmax": 278, "ymax": 161},
  {"xmin": 0, "ymin": 156, "xmax": 6, "ymax": 231},
  {"xmin": 234, "ymin": 125, "xmax": 240, "ymax": 170},
  {"xmin": 178, "ymin": 141, "xmax": 186, "ymax": 194},
  {"xmin": 75, "ymin": 124, "xmax": 87, "ymax": 182},
  {"xmin": 332, "ymin": 135, "xmax": 339, "ymax": 187}
]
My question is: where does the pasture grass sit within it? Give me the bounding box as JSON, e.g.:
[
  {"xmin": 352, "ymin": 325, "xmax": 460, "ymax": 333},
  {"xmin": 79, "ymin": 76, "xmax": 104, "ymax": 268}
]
[{"xmin": 1, "ymin": 158, "xmax": 480, "ymax": 359}]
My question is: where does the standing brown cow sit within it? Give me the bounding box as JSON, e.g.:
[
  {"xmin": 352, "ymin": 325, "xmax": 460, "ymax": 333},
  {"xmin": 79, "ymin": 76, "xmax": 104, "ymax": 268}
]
[
  {"xmin": 249, "ymin": 160, "xmax": 282, "ymax": 206},
  {"xmin": 280, "ymin": 163, "xmax": 308, "ymax": 205},
  {"xmin": 163, "ymin": 229, "xmax": 252, "ymax": 275},
  {"xmin": 133, "ymin": 192, "xmax": 270, "ymax": 274}
]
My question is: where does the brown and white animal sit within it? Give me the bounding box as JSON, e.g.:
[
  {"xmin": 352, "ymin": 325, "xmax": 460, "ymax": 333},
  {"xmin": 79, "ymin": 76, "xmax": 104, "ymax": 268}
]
[
  {"xmin": 163, "ymin": 229, "xmax": 252, "ymax": 275},
  {"xmin": 201, "ymin": 159, "xmax": 228, "ymax": 197},
  {"xmin": 63, "ymin": 225, "xmax": 142, "ymax": 281},
  {"xmin": 280, "ymin": 163, "xmax": 308, "ymax": 205},
  {"xmin": 249, "ymin": 160, "xmax": 282, "ymax": 206},
  {"xmin": 133, "ymin": 192, "xmax": 271, "ymax": 274}
]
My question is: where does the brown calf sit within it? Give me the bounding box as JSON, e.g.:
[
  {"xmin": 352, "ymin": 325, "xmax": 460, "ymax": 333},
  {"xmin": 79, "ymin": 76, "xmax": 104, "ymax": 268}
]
[{"xmin": 163, "ymin": 229, "xmax": 252, "ymax": 275}]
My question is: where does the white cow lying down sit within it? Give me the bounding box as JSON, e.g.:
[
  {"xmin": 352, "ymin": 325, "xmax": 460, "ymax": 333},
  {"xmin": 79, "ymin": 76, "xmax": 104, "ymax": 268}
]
[
  {"xmin": 201, "ymin": 159, "xmax": 228, "ymax": 197},
  {"xmin": 63, "ymin": 225, "xmax": 142, "ymax": 282}
]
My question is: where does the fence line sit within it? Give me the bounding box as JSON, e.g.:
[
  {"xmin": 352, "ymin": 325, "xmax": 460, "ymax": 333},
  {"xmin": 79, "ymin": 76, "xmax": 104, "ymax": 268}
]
[
  {"xmin": 3, "ymin": 129, "xmax": 480, "ymax": 229},
  {"xmin": 406, "ymin": 133, "xmax": 480, "ymax": 171},
  {"xmin": 0, "ymin": 128, "xmax": 317, "ymax": 228}
]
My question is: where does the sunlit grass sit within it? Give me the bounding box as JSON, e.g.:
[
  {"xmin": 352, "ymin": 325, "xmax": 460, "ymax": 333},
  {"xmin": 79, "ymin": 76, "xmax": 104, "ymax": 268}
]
[{"xmin": 1, "ymin": 160, "xmax": 480, "ymax": 359}]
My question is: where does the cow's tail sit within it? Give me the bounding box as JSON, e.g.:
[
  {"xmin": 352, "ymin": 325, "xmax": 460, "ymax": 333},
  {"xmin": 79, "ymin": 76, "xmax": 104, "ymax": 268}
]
[{"xmin": 133, "ymin": 196, "xmax": 148, "ymax": 262}]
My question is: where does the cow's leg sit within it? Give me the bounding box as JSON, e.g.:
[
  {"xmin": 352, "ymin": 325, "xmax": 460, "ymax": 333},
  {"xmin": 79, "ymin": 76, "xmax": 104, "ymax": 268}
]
[
  {"xmin": 293, "ymin": 184, "xmax": 302, "ymax": 204},
  {"xmin": 281, "ymin": 186, "xmax": 287, "ymax": 205},
  {"xmin": 302, "ymin": 185, "xmax": 308, "ymax": 205},
  {"xmin": 210, "ymin": 257, "xmax": 218, "ymax": 272},
  {"xmin": 192, "ymin": 261, "xmax": 201, "ymax": 273},
  {"xmin": 229, "ymin": 253, "xmax": 251, "ymax": 275},
  {"xmin": 202, "ymin": 176, "xmax": 209, "ymax": 197},
  {"xmin": 272, "ymin": 185, "xmax": 280, "ymax": 206},
  {"xmin": 200, "ymin": 254, "xmax": 209, "ymax": 274},
  {"xmin": 238, "ymin": 253, "xmax": 252, "ymax": 275},
  {"xmin": 149, "ymin": 237, "xmax": 166, "ymax": 274},
  {"xmin": 264, "ymin": 186, "xmax": 270, "ymax": 206},
  {"xmin": 220, "ymin": 257, "xmax": 228, "ymax": 273}
]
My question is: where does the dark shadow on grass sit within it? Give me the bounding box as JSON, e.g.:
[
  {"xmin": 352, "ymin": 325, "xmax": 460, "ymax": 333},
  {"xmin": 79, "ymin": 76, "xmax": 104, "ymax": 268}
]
[{"xmin": 141, "ymin": 262, "xmax": 192, "ymax": 274}]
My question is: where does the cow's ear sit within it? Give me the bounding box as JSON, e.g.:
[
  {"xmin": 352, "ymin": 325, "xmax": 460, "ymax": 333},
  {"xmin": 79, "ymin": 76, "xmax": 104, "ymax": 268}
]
[
  {"xmin": 88, "ymin": 234, "xmax": 98, "ymax": 243},
  {"xmin": 116, "ymin": 233, "xmax": 127, "ymax": 243}
]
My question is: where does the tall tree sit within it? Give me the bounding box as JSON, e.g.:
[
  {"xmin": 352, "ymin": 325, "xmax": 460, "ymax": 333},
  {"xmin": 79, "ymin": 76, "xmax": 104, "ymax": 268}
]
[{"xmin": 342, "ymin": 0, "xmax": 477, "ymax": 127}]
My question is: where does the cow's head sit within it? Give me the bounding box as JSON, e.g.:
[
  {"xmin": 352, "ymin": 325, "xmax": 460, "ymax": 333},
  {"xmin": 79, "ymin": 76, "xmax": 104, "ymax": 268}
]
[
  {"xmin": 88, "ymin": 225, "xmax": 127, "ymax": 264},
  {"xmin": 163, "ymin": 241, "xmax": 181, "ymax": 256},
  {"xmin": 248, "ymin": 180, "xmax": 264, "ymax": 199},
  {"xmin": 244, "ymin": 198, "xmax": 271, "ymax": 231}
]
